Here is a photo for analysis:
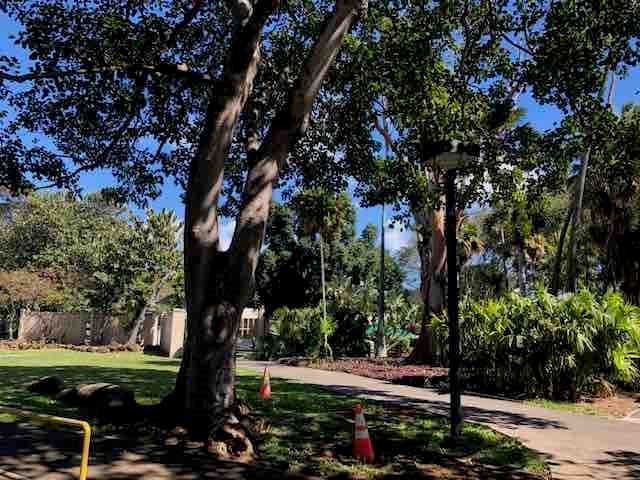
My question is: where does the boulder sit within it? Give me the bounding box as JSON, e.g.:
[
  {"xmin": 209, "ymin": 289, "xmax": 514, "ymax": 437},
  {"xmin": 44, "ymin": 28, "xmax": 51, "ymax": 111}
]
[
  {"xmin": 27, "ymin": 376, "xmax": 65, "ymax": 396},
  {"xmin": 56, "ymin": 387, "xmax": 80, "ymax": 404}
]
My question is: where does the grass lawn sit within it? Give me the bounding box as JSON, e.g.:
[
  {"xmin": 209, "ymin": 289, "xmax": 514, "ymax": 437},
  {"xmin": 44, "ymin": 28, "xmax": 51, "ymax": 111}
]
[{"xmin": 0, "ymin": 349, "xmax": 549, "ymax": 479}]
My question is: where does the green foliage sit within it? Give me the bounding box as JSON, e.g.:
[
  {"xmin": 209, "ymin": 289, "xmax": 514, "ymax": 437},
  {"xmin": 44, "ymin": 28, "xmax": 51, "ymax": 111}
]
[
  {"xmin": 257, "ymin": 200, "xmax": 405, "ymax": 317},
  {"xmin": 432, "ymin": 288, "xmax": 640, "ymax": 400},
  {"xmin": 0, "ymin": 192, "xmax": 181, "ymax": 331},
  {"xmin": 326, "ymin": 278, "xmax": 375, "ymax": 357},
  {"xmin": 327, "ymin": 278, "xmax": 419, "ymax": 357},
  {"xmin": 293, "ymin": 189, "xmax": 353, "ymax": 242},
  {"xmin": 270, "ymin": 306, "xmax": 335, "ymax": 359},
  {"xmin": 0, "ymin": 271, "xmax": 73, "ymax": 338}
]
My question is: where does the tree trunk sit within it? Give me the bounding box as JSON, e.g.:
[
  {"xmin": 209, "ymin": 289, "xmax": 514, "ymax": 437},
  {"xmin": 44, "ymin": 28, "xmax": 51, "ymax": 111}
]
[
  {"xmin": 566, "ymin": 72, "xmax": 613, "ymax": 293},
  {"xmin": 319, "ymin": 232, "xmax": 332, "ymax": 358},
  {"xmin": 407, "ymin": 194, "xmax": 446, "ymax": 364},
  {"xmin": 375, "ymin": 203, "xmax": 387, "ymax": 358},
  {"xmin": 127, "ymin": 303, "xmax": 148, "ymax": 346},
  {"xmin": 127, "ymin": 270, "xmax": 174, "ymax": 346},
  {"xmin": 567, "ymin": 148, "xmax": 591, "ymax": 292},
  {"xmin": 171, "ymin": 0, "xmax": 364, "ymax": 439},
  {"xmin": 551, "ymin": 202, "xmax": 574, "ymax": 295},
  {"xmin": 515, "ymin": 243, "xmax": 528, "ymax": 293},
  {"xmin": 169, "ymin": 1, "xmax": 279, "ymax": 437}
]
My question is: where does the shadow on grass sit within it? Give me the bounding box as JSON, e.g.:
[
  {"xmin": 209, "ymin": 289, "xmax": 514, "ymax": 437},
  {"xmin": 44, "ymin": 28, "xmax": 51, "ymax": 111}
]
[
  {"xmin": 0, "ymin": 363, "xmax": 548, "ymax": 479},
  {"xmin": 0, "ymin": 421, "xmax": 312, "ymax": 480},
  {"xmin": 306, "ymin": 384, "xmax": 567, "ymax": 431},
  {"xmin": 142, "ymin": 359, "xmax": 182, "ymax": 367}
]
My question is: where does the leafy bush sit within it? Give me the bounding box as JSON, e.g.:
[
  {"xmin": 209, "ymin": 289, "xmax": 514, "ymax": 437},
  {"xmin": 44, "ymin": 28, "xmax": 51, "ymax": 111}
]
[
  {"xmin": 255, "ymin": 334, "xmax": 285, "ymax": 360},
  {"xmin": 328, "ymin": 279, "xmax": 419, "ymax": 357},
  {"xmin": 432, "ymin": 288, "xmax": 640, "ymax": 400},
  {"xmin": 269, "ymin": 306, "xmax": 335, "ymax": 358},
  {"xmin": 0, "ymin": 271, "xmax": 77, "ymax": 339}
]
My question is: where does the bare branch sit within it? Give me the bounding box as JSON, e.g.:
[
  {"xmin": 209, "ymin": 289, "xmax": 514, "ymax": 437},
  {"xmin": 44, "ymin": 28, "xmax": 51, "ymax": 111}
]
[
  {"xmin": 164, "ymin": 0, "xmax": 206, "ymax": 48},
  {"xmin": 501, "ymin": 34, "xmax": 534, "ymax": 56},
  {"xmin": 373, "ymin": 116, "xmax": 400, "ymax": 158},
  {"xmin": 33, "ymin": 163, "xmax": 93, "ymax": 191}
]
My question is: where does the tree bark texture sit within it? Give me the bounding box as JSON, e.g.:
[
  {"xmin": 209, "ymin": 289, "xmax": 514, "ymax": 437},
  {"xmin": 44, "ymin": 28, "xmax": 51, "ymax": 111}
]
[
  {"xmin": 567, "ymin": 148, "xmax": 591, "ymax": 292},
  {"xmin": 172, "ymin": 0, "xmax": 365, "ymax": 439},
  {"xmin": 551, "ymin": 202, "xmax": 574, "ymax": 295},
  {"xmin": 407, "ymin": 193, "xmax": 446, "ymax": 364}
]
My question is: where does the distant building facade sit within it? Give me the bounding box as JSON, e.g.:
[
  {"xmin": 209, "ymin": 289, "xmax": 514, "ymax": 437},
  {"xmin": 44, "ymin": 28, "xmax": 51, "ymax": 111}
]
[{"xmin": 18, "ymin": 307, "xmax": 265, "ymax": 358}]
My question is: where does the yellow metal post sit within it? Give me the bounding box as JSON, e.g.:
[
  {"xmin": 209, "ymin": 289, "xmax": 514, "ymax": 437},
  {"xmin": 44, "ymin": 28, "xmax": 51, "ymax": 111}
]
[{"xmin": 0, "ymin": 406, "xmax": 91, "ymax": 480}]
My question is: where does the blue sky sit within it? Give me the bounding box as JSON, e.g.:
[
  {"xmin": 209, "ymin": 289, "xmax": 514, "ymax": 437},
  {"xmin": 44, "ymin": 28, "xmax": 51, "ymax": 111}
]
[{"xmin": 2, "ymin": 13, "xmax": 639, "ymax": 253}]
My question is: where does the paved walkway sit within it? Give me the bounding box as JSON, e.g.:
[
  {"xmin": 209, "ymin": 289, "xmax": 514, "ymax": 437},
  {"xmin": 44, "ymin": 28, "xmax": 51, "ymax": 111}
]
[{"xmin": 240, "ymin": 360, "xmax": 640, "ymax": 480}]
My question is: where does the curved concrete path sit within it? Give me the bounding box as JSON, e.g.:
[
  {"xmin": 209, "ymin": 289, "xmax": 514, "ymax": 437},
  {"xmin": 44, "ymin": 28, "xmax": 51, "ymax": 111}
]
[{"xmin": 239, "ymin": 360, "xmax": 640, "ymax": 480}]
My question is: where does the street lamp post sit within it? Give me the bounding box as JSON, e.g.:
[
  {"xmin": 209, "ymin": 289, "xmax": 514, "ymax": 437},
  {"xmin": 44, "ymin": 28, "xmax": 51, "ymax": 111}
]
[{"xmin": 424, "ymin": 140, "xmax": 480, "ymax": 438}]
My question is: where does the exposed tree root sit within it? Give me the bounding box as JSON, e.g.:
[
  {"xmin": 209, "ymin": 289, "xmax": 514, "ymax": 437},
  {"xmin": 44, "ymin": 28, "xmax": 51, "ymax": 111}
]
[{"xmin": 27, "ymin": 377, "xmax": 265, "ymax": 463}]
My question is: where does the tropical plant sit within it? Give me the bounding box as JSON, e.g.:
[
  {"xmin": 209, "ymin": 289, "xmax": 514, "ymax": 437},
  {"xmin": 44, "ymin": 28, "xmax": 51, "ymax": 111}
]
[
  {"xmin": 269, "ymin": 306, "xmax": 335, "ymax": 359},
  {"xmin": 432, "ymin": 288, "xmax": 640, "ymax": 400},
  {"xmin": 293, "ymin": 190, "xmax": 353, "ymax": 358}
]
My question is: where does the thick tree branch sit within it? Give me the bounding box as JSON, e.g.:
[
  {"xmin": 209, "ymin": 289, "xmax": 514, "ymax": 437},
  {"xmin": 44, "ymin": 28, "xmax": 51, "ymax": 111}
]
[
  {"xmin": 227, "ymin": 0, "xmax": 366, "ymax": 306},
  {"xmin": 0, "ymin": 62, "xmax": 214, "ymax": 84},
  {"xmin": 373, "ymin": 116, "xmax": 400, "ymax": 158}
]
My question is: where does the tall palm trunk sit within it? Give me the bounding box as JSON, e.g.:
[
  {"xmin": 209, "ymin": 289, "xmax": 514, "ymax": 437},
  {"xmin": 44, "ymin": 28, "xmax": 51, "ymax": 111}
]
[
  {"xmin": 375, "ymin": 203, "xmax": 387, "ymax": 357},
  {"xmin": 567, "ymin": 148, "xmax": 590, "ymax": 292},
  {"xmin": 319, "ymin": 231, "xmax": 331, "ymax": 357},
  {"xmin": 551, "ymin": 202, "xmax": 574, "ymax": 295},
  {"xmin": 566, "ymin": 71, "xmax": 614, "ymax": 292}
]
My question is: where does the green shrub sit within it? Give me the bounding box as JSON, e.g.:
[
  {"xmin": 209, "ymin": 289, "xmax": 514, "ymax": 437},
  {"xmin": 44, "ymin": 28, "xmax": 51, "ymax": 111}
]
[
  {"xmin": 432, "ymin": 288, "xmax": 640, "ymax": 400},
  {"xmin": 269, "ymin": 306, "xmax": 335, "ymax": 358},
  {"xmin": 254, "ymin": 335, "xmax": 285, "ymax": 360}
]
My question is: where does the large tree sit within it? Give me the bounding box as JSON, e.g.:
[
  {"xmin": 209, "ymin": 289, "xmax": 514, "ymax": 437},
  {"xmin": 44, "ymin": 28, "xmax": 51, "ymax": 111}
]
[
  {"xmin": 521, "ymin": 0, "xmax": 640, "ymax": 292},
  {"xmin": 1, "ymin": 0, "xmax": 367, "ymax": 438},
  {"xmin": 0, "ymin": 191, "xmax": 181, "ymax": 325}
]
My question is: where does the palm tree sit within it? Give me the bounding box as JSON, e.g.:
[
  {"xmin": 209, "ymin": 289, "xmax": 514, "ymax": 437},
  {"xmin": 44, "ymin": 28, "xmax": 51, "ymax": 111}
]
[{"xmin": 293, "ymin": 189, "xmax": 351, "ymax": 357}]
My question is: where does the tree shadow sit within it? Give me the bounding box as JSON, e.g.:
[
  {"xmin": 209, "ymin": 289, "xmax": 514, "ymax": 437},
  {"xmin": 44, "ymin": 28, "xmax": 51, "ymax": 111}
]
[
  {"xmin": 0, "ymin": 363, "xmax": 551, "ymax": 479},
  {"xmin": 0, "ymin": 421, "xmax": 312, "ymax": 479},
  {"xmin": 306, "ymin": 384, "xmax": 568, "ymax": 431},
  {"xmin": 597, "ymin": 450, "xmax": 640, "ymax": 479}
]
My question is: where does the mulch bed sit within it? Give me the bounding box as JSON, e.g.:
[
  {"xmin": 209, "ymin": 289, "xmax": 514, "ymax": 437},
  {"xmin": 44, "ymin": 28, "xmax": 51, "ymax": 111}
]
[{"xmin": 310, "ymin": 358, "xmax": 449, "ymax": 388}]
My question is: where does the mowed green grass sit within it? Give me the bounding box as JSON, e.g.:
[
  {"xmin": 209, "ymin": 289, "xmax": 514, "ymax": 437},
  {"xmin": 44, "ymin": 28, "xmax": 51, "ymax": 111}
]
[{"xmin": 0, "ymin": 349, "xmax": 548, "ymax": 478}]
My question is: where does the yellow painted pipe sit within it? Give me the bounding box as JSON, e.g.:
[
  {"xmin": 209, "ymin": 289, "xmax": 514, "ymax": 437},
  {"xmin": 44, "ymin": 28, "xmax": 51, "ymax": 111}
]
[{"xmin": 0, "ymin": 406, "xmax": 91, "ymax": 480}]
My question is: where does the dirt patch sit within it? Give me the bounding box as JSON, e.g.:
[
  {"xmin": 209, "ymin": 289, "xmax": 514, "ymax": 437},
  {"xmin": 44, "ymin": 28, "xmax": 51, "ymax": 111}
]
[
  {"xmin": 585, "ymin": 392, "xmax": 640, "ymax": 418},
  {"xmin": 311, "ymin": 358, "xmax": 448, "ymax": 387}
]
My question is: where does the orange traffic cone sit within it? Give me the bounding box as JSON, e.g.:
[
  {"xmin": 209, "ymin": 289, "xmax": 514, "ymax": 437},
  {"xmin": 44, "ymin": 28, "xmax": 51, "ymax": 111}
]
[
  {"xmin": 352, "ymin": 403, "xmax": 374, "ymax": 462},
  {"xmin": 259, "ymin": 367, "xmax": 271, "ymax": 400}
]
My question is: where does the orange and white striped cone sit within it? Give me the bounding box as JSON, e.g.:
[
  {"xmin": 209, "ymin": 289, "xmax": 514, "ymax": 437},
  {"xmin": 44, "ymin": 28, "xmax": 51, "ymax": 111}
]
[
  {"xmin": 352, "ymin": 403, "xmax": 374, "ymax": 462},
  {"xmin": 259, "ymin": 367, "xmax": 271, "ymax": 400}
]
